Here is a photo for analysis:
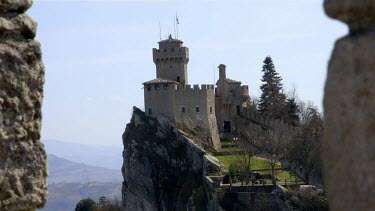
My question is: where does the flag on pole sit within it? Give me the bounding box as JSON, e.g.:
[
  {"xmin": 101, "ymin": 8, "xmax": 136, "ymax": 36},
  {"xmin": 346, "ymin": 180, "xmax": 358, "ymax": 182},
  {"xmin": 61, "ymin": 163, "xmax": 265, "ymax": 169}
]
[{"xmin": 176, "ymin": 16, "xmax": 179, "ymax": 24}]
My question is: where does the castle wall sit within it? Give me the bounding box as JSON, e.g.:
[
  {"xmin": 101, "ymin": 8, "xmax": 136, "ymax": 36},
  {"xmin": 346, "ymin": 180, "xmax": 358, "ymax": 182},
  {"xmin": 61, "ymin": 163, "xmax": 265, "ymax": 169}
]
[
  {"xmin": 144, "ymin": 84, "xmax": 177, "ymax": 122},
  {"xmin": 175, "ymin": 85, "xmax": 221, "ymax": 150},
  {"xmin": 215, "ymin": 80, "xmax": 250, "ymax": 133}
]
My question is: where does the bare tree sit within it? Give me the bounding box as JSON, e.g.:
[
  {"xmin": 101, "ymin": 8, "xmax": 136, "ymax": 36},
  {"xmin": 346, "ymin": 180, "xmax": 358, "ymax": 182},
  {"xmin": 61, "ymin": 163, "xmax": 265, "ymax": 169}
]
[
  {"xmin": 287, "ymin": 102, "xmax": 324, "ymax": 184},
  {"xmin": 260, "ymin": 122, "xmax": 294, "ymax": 186},
  {"xmin": 236, "ymin": 119, "xmax": 295, "ymax": 186}
]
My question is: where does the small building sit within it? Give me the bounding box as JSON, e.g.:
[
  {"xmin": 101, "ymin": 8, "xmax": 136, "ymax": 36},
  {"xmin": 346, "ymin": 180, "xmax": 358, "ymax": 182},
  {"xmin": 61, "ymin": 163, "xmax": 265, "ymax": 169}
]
[{"xmin": 215, "ymin": 64, "xmax": 250, "ymax": 133}]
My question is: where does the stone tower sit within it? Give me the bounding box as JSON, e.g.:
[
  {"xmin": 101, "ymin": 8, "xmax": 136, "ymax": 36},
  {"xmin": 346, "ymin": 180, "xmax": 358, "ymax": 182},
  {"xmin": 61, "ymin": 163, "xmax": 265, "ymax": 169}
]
[{"xmin": 153, "ymin": 35, "xmax": 189, "ymax": 86}]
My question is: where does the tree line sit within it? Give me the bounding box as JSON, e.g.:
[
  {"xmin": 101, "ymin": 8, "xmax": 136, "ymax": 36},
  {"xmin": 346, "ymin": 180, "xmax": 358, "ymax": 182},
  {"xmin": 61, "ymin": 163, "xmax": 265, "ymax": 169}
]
[{"xmin": 237, "ymin": 56, "xmax": 324, "ymax": 185}]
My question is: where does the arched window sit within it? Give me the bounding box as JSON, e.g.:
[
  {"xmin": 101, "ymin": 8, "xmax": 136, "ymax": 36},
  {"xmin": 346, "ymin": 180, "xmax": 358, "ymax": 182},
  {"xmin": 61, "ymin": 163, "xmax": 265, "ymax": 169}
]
[
  {"xmin": 179, "ymin": 57, "xmax": 183, "ymax": 62},
  {"xmin": 170, "ymin": 58, "xmax": 174, "ymax": 62},
  {"xmin": 175, "ymin": 57, "xmax": 178, "ymax": 63},
  {"xmin": 156, "ymin": 59, "xmax": 160, "ymax": 63},
  {"xmin": 161, "ymin": 58, "xmax": 164, "ymax": 63},
  {"xmin": 165, "ymin": 58, "xmax": 169, "ymax": 63}
]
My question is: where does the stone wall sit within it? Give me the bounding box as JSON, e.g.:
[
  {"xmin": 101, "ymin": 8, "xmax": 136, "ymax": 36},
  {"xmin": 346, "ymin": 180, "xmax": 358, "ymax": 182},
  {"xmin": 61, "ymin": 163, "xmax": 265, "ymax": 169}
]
[
  {"xmin": 143, "ymin": 83, "xmax": 177, "ymax": 121},
  {"xmin": 0, "ymin": 0, "xmax": 47, "ymax": 210},
  {"xmin": 215, "ymin": 65, "xmax": 250, "ymax": 133},
  {"xmin": 322, "ymin": 0, "xmax": 375, "ymax": 210},
  {"xmin": 144, "ymin": 83, "xmax": 221, "ymax": 150},
  {"xmin": 153, "ymin": 38, "xmax": 189, "ymax": 85},
  {"xmin": 175, "ymin": 85, "xmax": 221, "ymax": 150}
]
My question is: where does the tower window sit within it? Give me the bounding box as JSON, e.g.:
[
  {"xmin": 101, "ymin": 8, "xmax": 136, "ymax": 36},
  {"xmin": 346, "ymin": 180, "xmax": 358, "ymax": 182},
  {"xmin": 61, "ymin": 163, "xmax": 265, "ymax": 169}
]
[
  {"xmin": 210, "ymin": 106, "xmax": 213, "ymax": 114},
  {"xmin": 177, "ymin": 77, "xmax": 180, "ymax": 83},
  {"xmin": 182, "ymin": 107, "xmax": 185, "ymax": 113},
  {"xmin": 195, "ymin": 106, "xmax": 200, "ymax": 113},
  {"xmin": 147, "ymin": 85, "xmax": 151, "ymax": 91},
  {"xmin": 155, "ymin": 84, "xmax": 160, "ymax": 90},
  {"xmin": 148, "ymin": 108, "xmax": 152, "ymax": 115},
  {"xmin": 163, "ymin": 84, "xmax": 169, "ymax": 90}
]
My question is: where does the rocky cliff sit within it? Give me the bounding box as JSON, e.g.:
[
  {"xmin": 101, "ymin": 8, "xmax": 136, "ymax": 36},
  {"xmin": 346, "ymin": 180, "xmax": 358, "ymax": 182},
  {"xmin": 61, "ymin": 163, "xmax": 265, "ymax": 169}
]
[
  {"xmin": 0, "ymin": 0, "xmax": 47, "ymax": 210},
  {"xmin": 122, "ymin": 107, "xmax": 224, "ymax": 211}
]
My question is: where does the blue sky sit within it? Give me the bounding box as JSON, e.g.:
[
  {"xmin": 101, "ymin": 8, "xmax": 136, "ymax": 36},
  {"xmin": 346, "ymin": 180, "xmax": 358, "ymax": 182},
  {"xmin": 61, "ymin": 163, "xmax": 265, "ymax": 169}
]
[{"xmin": 29, "ymin": 0, "xmax": 346, "ymax": 146}]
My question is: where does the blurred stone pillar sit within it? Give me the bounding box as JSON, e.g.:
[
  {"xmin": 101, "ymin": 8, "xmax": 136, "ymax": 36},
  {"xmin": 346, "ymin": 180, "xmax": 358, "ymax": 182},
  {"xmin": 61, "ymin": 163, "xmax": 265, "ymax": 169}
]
[
  {"xmin": 0, "ymin": 0, "xmax": 47, "ymax": 210},
  {"xmin": 323, "ymin": 1, "xmax": 375, "ymax": 210}
]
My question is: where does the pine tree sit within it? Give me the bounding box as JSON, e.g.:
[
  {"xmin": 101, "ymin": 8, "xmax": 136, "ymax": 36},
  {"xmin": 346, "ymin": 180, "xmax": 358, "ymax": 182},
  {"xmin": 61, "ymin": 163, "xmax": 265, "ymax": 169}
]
[
  {"xmin": 258, "ymin": 56, "xmax": 286, "ymax": 120},
  {"xmin": 286, "ymin": 97, "xmax": 300, "ymax": 126}
]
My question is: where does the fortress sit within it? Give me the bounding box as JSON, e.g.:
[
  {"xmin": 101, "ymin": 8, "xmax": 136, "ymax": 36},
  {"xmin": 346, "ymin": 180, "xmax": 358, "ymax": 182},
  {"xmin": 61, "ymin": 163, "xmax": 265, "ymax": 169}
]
[{"xmin": 143, "ymin": 35, "xmax": 250, "ymax": 150}]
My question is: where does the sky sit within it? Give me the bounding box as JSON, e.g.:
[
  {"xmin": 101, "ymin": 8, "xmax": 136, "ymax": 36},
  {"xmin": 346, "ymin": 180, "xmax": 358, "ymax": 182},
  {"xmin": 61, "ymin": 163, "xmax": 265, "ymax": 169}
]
[{"xmin": 29, "ymin": 0, "xmax": 347, "ymax": 146}]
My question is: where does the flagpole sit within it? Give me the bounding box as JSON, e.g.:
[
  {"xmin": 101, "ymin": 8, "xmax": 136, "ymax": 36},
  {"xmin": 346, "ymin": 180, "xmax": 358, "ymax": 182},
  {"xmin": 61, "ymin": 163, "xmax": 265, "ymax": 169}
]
[
  {"xmin": 159, "ymin": 22, "xmax": 161, "ymax": 41},
  {"xmin": 174, "ymin": 15, "xmax": 176, "ymax": 38},
  {"xmin": 176, "ymin": 10, "xmax": 179, "ymax": 39}
]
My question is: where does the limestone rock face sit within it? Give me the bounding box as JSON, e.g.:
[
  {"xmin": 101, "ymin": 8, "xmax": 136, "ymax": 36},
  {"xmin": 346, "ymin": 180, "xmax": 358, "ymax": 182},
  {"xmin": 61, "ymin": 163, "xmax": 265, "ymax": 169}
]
[
  {"xmin": 323, "ymin": 0, "xmax": 375, "ymax": 210},
  {"xmin": 0, "ymin": 0, "xmax": 47, "ymax": 210},
  {"xmin": 0, "ymin": 0, "xmax": 32, "ymax": 13},
  {"xmin": 324, "ymin": 0, "xmax": 375, "ymax": 31},
  {"xmin": 122, "ymin": 107, "xmax": 223, "ymax": 211}
]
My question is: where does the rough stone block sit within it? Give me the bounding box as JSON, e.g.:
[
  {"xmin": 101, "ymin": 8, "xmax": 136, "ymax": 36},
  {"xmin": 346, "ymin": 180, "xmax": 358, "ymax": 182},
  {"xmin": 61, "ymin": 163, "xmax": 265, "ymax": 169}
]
[
  {"xmin": 0, "ymin": 0, "xmax": 47, "ymax": 210},
  {"xmin": 324, "ymin": 0, "xmax": 375, "ymax": 31},
  {"xmin": 0, "ymin": 0, "xmax": 33, "ymax": 13},
  {"xmin": 323, "ymin": 1, "xmax": 375, "ymax": 210}
]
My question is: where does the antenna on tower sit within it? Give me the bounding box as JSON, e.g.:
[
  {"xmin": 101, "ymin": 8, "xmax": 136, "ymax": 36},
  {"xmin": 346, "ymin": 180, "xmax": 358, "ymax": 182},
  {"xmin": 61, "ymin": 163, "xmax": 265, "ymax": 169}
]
[
  {"xmin": 159, "ymin": 22, "xmax": 162, "ymax": 41},
  {"xmin": 213, "ymin": 64, "xmax": 216, "ymax": 85}
]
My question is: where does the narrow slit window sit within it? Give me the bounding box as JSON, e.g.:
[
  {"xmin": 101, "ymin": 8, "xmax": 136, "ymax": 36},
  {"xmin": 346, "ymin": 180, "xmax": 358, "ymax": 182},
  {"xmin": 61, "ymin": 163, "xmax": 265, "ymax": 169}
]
[
  {"xmin": 182, "ymin": 107, "xmax": 185, "ymax": 113},
  {"xmin": 195, "ymin": 106, "xmax": 200, "ymax": 113}
]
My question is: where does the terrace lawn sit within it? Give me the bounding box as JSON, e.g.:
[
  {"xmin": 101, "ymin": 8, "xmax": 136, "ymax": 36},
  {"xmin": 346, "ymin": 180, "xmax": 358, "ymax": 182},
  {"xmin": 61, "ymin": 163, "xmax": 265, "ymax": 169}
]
[{"xmin": 216, "ymin": 155, "xmax": 298, "ymax": 180}]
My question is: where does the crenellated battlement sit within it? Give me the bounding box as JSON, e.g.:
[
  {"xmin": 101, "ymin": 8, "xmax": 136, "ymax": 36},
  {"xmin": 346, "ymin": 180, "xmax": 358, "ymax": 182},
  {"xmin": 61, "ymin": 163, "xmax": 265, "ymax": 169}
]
[{"xmin": 177, "ymin": 84, "xmax": 215, "ymax": 91}]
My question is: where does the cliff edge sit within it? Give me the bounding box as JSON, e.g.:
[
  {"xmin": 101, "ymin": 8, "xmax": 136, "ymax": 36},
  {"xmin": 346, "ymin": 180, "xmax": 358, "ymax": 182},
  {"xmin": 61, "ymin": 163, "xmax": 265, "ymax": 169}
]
[{"xmin": 121, "ymin": 107, "xmax": 224, "ymax": 211}]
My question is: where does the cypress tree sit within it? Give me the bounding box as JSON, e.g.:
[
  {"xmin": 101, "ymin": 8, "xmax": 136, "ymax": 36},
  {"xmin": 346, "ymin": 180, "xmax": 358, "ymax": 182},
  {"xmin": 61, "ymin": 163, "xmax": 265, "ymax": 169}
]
[
  {"xmin": 286, "ymin": 97, "xmax": 300, "ymax": 126},
  {"xmin": 258, "ymin": 56, "xmax": 286, "ymax": 120}
]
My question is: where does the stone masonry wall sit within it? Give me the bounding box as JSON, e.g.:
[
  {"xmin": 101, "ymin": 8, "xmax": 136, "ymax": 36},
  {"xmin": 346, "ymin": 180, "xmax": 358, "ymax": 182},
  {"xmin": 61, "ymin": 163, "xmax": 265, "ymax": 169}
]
[
  {"xmin": 0, "ymin": 0, "xmax": 47, "ymax": 210},
  {"xmin": 144, "ymin": 84, "xmax": 176, "ymax": 121},
  {"xmin": 175, "ymin": 85, "xmax": 221, "ymax": 150},
  {"xmin": 322, "ymin": 0, "xmax": 375, "ymax": 210}
]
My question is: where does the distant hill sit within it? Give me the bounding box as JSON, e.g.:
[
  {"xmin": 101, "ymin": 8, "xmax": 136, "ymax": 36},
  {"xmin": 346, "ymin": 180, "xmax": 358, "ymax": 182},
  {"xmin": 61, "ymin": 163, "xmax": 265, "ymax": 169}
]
[
  {"xmin": 40, "ymin": 154, "xmax": 123, "ymax": 211},
  {"xmin": 40, "ymin": 182, "xmax": 122, "ymax": 211},
  {"xmin": 48, "ymin": 154, "xmax": 122, "ymax": 184},
  {"xmin": 43, "ymin": 139, "xmax": 123, "ymax": 170}
]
